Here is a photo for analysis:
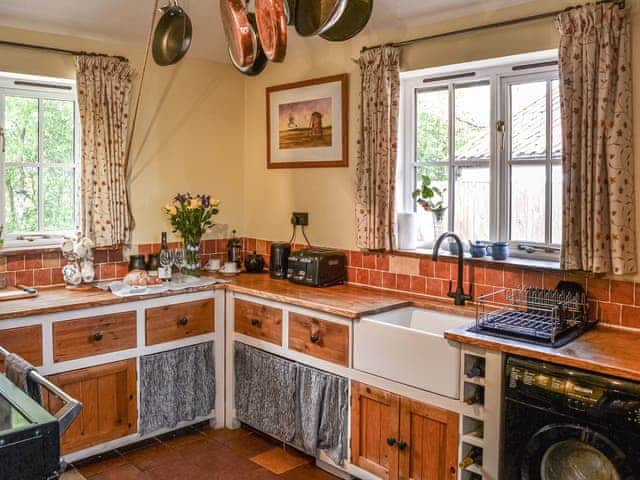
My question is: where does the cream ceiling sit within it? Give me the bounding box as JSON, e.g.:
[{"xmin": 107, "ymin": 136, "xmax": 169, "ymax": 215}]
[{"xmin": 0, "ymin": 0, "xmax": 537, "ymax": 62}]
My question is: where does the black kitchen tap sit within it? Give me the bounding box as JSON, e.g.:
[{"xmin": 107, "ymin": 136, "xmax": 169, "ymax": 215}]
[{"xmin": 432, "ymin": 232, "xmax": 473, "ymax": 306}]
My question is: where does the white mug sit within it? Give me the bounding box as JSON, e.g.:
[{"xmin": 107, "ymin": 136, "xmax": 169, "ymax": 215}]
[
  {"xmin": 224, "ymin": 261, "xmax": 238, "ymax": 273},
  {"xmin": 206, "ymin": 258, "xmax": 221, "ymax": 271}
]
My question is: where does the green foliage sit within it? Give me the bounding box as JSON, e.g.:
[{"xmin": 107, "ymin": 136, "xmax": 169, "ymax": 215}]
[
  {"xmin": 164, "ymin": 193, "xmax": 220, "ymax": 243},
  {"xmin": 412, "ymin": 174, "xmax": 446, "ymax": 211},
  {"xmin": 4, "ymin": 96, "xmax": 76, "ymax": 234}
]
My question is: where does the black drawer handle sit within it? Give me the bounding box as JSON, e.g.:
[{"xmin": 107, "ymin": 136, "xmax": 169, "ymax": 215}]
[
  {"xmin": 251, "ymin": 318, "xmax": 261, "ymax": 327},
  {"xmin": 386, "ymin": 437, "xmax": 396, "ymax": 447},
  {"xmin": 93, "ymin": 332, "xmax": 104, "ymax": 342},
  {"xmin": 398, "ymin": 440, "xmax": 408, "ymax": 451},
  {"xmin": 178, "ymin": 317, "xmax": 189, "ymax": 326},
  {"xmin": 310, "ymin": 334, "xmax": 320, "ymax": 344}
]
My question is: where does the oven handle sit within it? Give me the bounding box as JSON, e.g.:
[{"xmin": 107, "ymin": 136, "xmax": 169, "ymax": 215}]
[{"xmin": 28, "ymin": 370, "xmax": 83, "ymax": 436}]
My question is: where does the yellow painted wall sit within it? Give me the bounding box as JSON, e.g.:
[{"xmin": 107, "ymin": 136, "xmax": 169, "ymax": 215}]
[
  {"xmin": 242, "ymin": 0, "xmax": 640, "ymax": 270},
  {"xmin": 0, "ymin": 25, "xmax": 245, "ymax": 245}
]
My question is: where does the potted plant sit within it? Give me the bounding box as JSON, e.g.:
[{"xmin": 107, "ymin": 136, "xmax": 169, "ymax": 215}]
[
  {"xmin": 412, "ymin": 174, "xmax": 447, "ymax": 239},
  {"xmin": 164, "ymin": 193, "xmax": 220, "ymax": 276}
]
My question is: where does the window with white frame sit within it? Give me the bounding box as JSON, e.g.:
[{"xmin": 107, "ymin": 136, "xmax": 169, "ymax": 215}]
[
  {"xmin": 0, "ymin": 73, "xmax": 79, "ymax": 248},
  {"xmin": 399, "ymin": 51, "xmax": 562, "ymax": 258}
]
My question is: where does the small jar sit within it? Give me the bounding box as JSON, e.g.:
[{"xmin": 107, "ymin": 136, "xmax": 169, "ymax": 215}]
[
  {"xmin": 128, "ymin": 255, "xmax": 147, "ymax": 271},
  {"xmin": 146, "ymin": 253, "xmax": 160, "ymax": 272}
]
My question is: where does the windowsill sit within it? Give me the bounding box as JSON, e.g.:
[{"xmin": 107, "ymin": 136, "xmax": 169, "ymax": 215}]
[
  {"xmin": 393, "ymin": 248, "xmax": 562, "ymax": 272},
  {"xmin": 0, "ymin": 243, "xmax": 63, "ymax": 256}
]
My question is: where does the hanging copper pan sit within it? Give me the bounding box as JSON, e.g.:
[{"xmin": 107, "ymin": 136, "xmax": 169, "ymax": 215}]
[
  {"xmin": 320, "ymin": 0, "xmax": 373, "ymax": 42},
  {"xmin": 229, "ymin": 13, "xmax": 269, "ymax": 76},
  {"xmin": 255, "ymin": 0, "xmax": 288, "ymax": 62},
  {"xmin": 220, "ymin": 0, "xmax": 256, "ymax": 68},
  {"xmin": 294, "ymin": 0, "xmax": 348, "ymax": 37}
]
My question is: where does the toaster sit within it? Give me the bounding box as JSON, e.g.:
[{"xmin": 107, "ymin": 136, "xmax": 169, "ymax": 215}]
[{"xmin": 287, "ymin": 248, "xmax": 346, "ymax": 287}]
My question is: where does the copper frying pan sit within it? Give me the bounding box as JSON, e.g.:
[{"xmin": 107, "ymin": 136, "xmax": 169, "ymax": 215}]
[
  {"xmin": 220, "ymin": 0, "xmax": 256, "ymax": 68},
  {"xmin": 255, "ymin": 0, "xmax": 288, "ymax": 62}
]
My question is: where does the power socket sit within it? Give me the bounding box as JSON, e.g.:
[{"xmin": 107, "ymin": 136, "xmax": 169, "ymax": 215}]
[{"xmin": 291, "ymin": 212, "xmax": 309, "ymax": 226}]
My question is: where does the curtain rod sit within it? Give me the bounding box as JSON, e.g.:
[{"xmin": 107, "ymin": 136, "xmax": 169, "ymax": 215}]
[
  {"xmin": 360, "ymin": 0, "xmax": 625, "ymax": 54},
  {"xmin": 0, "ymin": 39, "xmax": 128, "ymax": 62}
]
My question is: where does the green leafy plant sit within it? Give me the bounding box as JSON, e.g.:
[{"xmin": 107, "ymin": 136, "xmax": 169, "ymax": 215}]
[
  {"xmin": 412, "ymin": 175, "xmax": 447, "ymax": 212},
  {"xmin": 163, "ymin": 193, "xmax": 220, "ymax": 244}
]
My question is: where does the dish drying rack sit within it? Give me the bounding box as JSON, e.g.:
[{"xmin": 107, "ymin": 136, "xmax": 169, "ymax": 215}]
[{"xmin": 474, "ymin": 287, "xmax": 591, "ymax": 347}]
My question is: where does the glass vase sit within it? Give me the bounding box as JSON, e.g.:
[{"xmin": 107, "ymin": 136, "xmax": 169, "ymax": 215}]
[
  {"xmin": 184, "ymin": 238, "xmax": 202, "ymax": 277},
  {"xmin": 431, "ymin": 207, "xmax": 447, "ymax": 241}
]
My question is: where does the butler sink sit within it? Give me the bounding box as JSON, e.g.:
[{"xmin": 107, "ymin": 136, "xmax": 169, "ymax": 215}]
[{"xmin": 354, "ymin": 307, "xmax": 471, "ymax": 399}]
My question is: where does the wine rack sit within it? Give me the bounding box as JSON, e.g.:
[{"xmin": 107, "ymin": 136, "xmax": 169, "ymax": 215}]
[{"xmin": 458, "ymin": 346, "xmax": 501, "ymax": 480}]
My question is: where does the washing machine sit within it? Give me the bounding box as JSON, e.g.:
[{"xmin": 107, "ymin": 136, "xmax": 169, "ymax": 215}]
[{"xmin": 502, "ymin": 355, "xmax": 640, "ymax": 480}]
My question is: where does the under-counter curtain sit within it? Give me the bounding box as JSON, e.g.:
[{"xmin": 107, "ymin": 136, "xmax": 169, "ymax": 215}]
[
  {"xmin": 139, "ymin": 342, "xmax": 215, "ymax": 435},
  {"xmin": 355, "ymin": 46, "xmax": 401, "ymax": 251},
  {"xmin": 556, "ymin": 3, "xmax": 636, "ymax": 274},
  {"xmin": 75, "ymin": 55, "xmax": 133, "ymax": 247}
]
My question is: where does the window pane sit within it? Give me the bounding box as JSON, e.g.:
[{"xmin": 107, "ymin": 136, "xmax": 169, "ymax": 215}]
[
  {"xmin": 416, "ymin": 88, "xmax": 449, "ymax": 162},
  {"xmin": 551, "ymin": 80, "xmax": 562, "ymax": 161},
  {"xmin": 511, "ymin": 81, "xmax": 547, "ymax": 160},
  {"xmin": 43, "ymin": 167, "xmax": 75, "ymax": 231},
  {"xmin": 510, "ymin": 164, "xmax": 546, "ymax": 243},
  {"xmin": 415, "ymin": 164, "xmax": 449, "ymax": 245},
  {"xmin": 453, "ymin": 166, "xmax": 490, "ymax": 241},
  {"xmin": 552, "ymin": 164, "xmax": 563, "ymax": 244},
  {"xmin": 43, "ymin": 99, "xmax": 75, "ymax": 164},
  {"xmin": 5, "ymin": 96, "xmax": 38, "ymax": 164},
  {"xmin": 455, "ymin": 82, "xmax": 491, "ymax": 161},
  {"xmin": 4, "ymin": 165, "xmax": 38, "ymax": 233}
]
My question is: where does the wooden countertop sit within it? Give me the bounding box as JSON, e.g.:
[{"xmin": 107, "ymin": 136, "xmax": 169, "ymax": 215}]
[
  {"xmin": 445, "ymin": 325, "xmax": 640, "ymax": 382},
  {"xmin": 222, "ymin": 273, "xmax": 412, "ymax": 318}
]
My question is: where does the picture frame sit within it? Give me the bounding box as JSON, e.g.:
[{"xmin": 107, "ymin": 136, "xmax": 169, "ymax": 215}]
[{"xmin": 266, "ymin": 74, "xmax": 349, "ymax": 169}]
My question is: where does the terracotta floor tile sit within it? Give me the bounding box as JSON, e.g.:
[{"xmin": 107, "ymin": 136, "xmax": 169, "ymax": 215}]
[
  {"xmin": 87, "ymin": 464, "xmax": 149, "ymax": 480},
  {"xmin": 159, "ymin": 428, "xmax": 207, "ymax": 448},
  {"xmin": 60, "ymin": 468, "xmax": 86, "ymax": 480},
  {"xmin": 75, "ymin": 452, "xmax": 126, "ymax": 477},
  {"xmin": 281, "ymin": 464, "xmax": 338, "ymax": 480},
  {"xmin": 122, "ymin": 442, "xmax": 183, "ymax": 471},
  {"xmin": 250, "ymin": 447, "xmax": 312, "ymax": 475},
  {"xmin": 212, "ymin": 429, "xmax": 279, "ymax": 458}
]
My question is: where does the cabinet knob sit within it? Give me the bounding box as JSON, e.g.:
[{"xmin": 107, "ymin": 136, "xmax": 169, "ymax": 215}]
[
  {"xmin": 386, "ymin": 437, "xmax": 396, "ymax": 447},
  {"xmin": 310, "ymin": 334, "xmax": 320, "ymax": 344},
  {"xmin": 397, "ymin": 441, "xmax": 408, "ymax": 451},
  {"xmin": 251, "ymin": 318, "xmax": 261, "ymax": 327},
  {"xmin": 178, "ymin": 317, "xmax": 189, "ymax": 326},
  {"xmin": 93, "ymin": 332, "xmax": 104, "ymax": 342}
]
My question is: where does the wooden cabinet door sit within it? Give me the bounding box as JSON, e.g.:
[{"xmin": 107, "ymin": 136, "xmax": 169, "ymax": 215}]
[
  {"xmin": 351, "ymin": 381, "xmax": 400, "ymax": 480},
  {"xmin": 44, "ymin": 359, "xmax": 137, "ymax": 454},
  {"xmin": 398, "ymin": 398, "xmax": 459, "ymax": 480},
  {"xmin": 0, "ymin": 325, "xmax": 43, "ymax": 371}
]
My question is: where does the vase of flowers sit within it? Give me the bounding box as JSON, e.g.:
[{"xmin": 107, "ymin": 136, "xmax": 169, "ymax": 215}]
[
  {"xmin": 412, "ymin": 174, "xmax": 447, "ymax": 240},
  {"xmin": 164, "ymin": 193, "xmax": 220, "ymax": 276}
]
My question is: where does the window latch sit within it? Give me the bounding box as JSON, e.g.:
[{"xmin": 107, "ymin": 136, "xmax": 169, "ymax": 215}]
[{"xmin": 496, "ymin": 120, "xmax": 505, "ymax": 152}]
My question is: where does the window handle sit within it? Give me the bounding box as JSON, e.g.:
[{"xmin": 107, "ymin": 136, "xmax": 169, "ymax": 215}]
[{"xmin": 496, "ymin": 120, "xmax": 505, "ymax": 152}]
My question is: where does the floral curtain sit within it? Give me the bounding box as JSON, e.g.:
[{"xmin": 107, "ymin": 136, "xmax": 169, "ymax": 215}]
[
  {"xmin": 556, "ymin": 3, "xmax": 636, "ymax": 274},
  {"xmin": 355, "ymin": 46, "xmax": 400, "ymax": 251},
  {"xmin": 76, "ymin": 55, "xmax": 133, "ymax": 247}
]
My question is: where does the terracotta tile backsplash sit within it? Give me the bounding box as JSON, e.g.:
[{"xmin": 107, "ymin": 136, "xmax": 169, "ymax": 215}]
[{"xmin": 2, "ymin": 236, "xmax": 640, "ymax": 332}]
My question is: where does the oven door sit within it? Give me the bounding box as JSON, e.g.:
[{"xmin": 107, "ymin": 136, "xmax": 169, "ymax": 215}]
[{"xmin": 521, "ymin": 424, "xmax": 633, "ymax": 480}]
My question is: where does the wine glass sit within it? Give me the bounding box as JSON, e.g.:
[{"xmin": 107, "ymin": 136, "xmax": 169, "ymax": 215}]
[
  {"xmin": 173, "ymin": 247, "xmax": 186, "ymax": 280},
  {"xmin": 160, "ymin": 249, "xmax": 173, "ymax": 281}
]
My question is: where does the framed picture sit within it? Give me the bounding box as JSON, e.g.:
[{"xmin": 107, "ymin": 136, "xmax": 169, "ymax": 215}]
[{"xmin": 266, "ymin": 74, "xmax": 348, "ymax": 169}]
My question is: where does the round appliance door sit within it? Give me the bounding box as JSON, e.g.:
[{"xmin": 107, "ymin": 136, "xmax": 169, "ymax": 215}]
[{"xmin": 521, "ymin": 424, "xmax": 632, "ymax": 480}]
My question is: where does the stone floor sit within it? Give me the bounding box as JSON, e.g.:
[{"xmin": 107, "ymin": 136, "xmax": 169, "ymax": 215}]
[{"xmin": 69, "ymin": 425, "xmax": 339, "ymax": 480}]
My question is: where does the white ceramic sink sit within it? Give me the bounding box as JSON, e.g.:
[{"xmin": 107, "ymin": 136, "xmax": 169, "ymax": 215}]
[{"xmin": 354, "ymin": 307, "xmax": 471, "ymax": 399}]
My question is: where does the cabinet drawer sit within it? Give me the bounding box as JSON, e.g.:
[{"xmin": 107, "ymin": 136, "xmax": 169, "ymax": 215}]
[
  {"xmin": 234, "ymin": 299, "xmax": 282, "ymax": 345},
  {"xmin": 53, "ymin": 312, "xmax": 136, "ymax": 362},
  {"xmin": 288, "ymin": 313, "xmax": 349, "ymax": 366},
  {"xmin": 0, "ymin": 325, "xmax": 43, "ymax": 371},
  {"xmin": 145, "ymin": 299, "xmax": 214, "ymax": 346}
]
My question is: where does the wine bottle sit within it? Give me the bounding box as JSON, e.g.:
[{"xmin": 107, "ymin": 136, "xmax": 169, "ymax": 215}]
[
  {"xmin": 464, "ymin": 387, "xmax": 484, "ymax": 406},
  {"xmin": 459, "ymin": 447, "xmax": 483, "ymax": 469},
  {"xmin": 465, "ymin": 360, "xmax": 485, "ymax": 379},
  {"xmin": 159, "ymin": 232, "xmax": 172, "ymax": 282}
]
